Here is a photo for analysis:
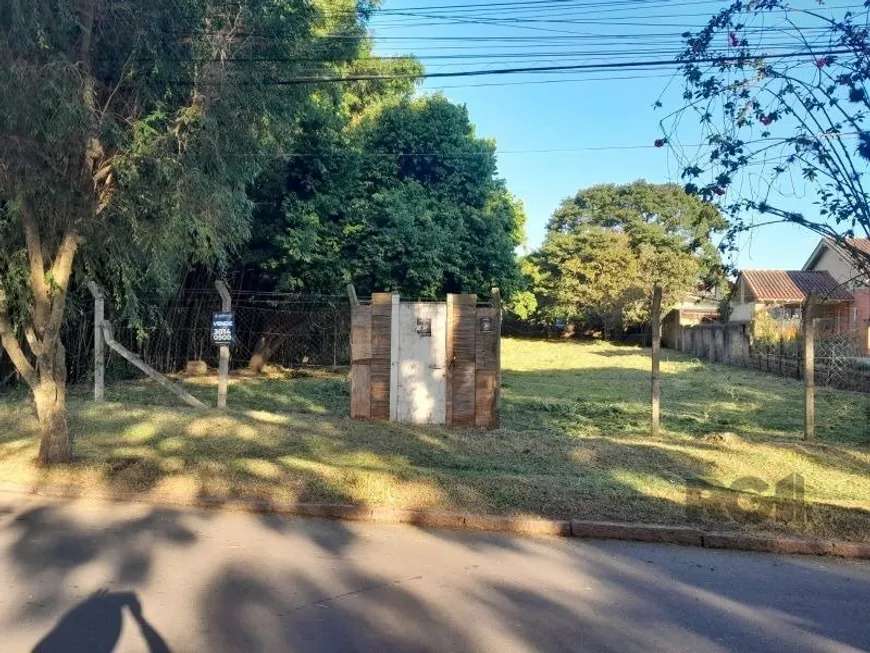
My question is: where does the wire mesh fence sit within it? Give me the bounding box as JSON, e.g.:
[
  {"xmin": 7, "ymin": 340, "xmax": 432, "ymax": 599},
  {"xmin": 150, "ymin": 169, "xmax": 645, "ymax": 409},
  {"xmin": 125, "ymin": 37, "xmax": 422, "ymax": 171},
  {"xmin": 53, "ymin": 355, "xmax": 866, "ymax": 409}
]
[
  {"xmin": 815, "ymin": 323, "xmax": 870, "ymax": 393},
  {"xmin": 104, "ymin": 290, "xmax": 351, "ymax": 379},
  {"xmin": 0, "ymin": 287, "xmax": 352, "ymax": 388},
  {"xmin": 746, "ymin": 336, "xmax": 803, "ymax": 380}
]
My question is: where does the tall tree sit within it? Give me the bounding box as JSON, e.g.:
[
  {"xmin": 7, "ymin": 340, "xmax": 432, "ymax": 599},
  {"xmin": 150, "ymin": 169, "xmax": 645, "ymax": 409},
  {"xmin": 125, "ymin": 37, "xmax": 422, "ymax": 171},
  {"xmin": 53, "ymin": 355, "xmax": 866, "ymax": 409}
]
[
  {"xmin": 248, "ymin": 94, "xmax": 526, "ymax": 299},
  {"xmin": 0, "ymin": 0, "xmax": 367, "ymax": 463},
  {"xmin": 663, "ymin": 1, "xmax": 870, "ymax": 270},
  {"xmin": 531, "ymin": 181, "xmax": 726, "ymax": 335},
  {"xmin": 533, "ymin": 228, "xmax": 645, "ymax": 338}
]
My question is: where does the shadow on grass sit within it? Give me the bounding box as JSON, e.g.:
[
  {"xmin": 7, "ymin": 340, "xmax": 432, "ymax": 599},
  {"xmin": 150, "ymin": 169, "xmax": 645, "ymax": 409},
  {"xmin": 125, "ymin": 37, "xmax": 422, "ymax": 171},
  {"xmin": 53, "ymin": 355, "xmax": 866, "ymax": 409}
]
[
  {"xmin": 4, "ymin": 345, "xmax": 870, "ymax": 650},
  {"xmin": 2, "ymin": 356, "xmax": 870, "ymax": 542}
]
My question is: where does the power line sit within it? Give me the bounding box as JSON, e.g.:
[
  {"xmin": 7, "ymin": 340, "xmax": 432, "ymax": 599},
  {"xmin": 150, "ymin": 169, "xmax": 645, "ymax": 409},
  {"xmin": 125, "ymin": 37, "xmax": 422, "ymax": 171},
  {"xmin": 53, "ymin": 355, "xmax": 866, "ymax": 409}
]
[
  {"xmin": 203, "ymin": 48, "xmax": 852, "ymax": 85},
  {"xmin": 277, "ymin": 132, "xmax": 859, "ymax": 159},
  {"xmin": 129, "ymin": 38, "xmax": 819, "ymax": 66}
]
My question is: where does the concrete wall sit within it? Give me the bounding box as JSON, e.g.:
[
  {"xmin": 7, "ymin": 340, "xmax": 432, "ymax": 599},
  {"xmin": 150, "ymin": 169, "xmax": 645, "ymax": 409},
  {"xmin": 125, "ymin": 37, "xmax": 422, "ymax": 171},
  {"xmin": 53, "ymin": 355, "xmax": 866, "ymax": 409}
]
[
  {"xmin": 670, "ymin": 322, "xmax": 751, "ymax": 364},
  {"xmin": 730, "ymin": 302, "xmax": 757, "ymax": 322}
]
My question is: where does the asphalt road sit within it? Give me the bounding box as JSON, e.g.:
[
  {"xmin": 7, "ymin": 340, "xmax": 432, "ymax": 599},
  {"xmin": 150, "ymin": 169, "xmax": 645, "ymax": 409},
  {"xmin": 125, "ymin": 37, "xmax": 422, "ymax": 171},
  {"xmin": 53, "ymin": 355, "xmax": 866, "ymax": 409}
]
[{"xmin": 1, "ymin": 495, "xmax": 869, "ymax": 652}]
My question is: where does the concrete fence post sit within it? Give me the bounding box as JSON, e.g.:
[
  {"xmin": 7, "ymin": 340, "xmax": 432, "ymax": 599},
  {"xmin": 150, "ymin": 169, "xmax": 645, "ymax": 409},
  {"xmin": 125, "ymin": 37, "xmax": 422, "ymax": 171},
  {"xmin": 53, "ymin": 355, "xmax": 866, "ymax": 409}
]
[
  {"xmin": 803, "ymin": 297, "xmax": 817, "ymax": 441},
  {"xmin": 651, "ymin": 285, "xmax": 662, "ymax": 436},
  {"xmin": 87, "ymin": 282, "xmax": 105, "ymax": 402}
]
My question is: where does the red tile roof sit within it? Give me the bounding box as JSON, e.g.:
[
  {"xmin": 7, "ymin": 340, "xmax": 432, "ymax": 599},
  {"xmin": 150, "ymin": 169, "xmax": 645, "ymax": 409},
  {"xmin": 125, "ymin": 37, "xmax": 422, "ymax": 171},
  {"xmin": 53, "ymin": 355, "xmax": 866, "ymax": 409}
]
[
  {"xmin": 844, "ymin": 238, "xmax": 870, "ymax": 256},
  {"xmin": 741, "ymin": 270, "xmax": 853, "ymax": 302}
]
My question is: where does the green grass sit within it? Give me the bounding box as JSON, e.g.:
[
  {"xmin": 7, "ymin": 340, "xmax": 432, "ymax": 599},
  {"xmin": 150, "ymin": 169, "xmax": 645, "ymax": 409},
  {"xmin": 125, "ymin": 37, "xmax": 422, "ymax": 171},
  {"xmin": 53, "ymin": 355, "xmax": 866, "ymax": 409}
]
[{"xmin": 1, "ymin": 338, "xmax": 870, "ymax": 541}]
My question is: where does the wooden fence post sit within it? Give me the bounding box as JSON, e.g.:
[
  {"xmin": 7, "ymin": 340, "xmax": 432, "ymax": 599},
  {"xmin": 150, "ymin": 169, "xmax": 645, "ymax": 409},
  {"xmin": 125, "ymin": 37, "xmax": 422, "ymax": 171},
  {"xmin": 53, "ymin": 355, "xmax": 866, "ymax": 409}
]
[
  {"xmin": 651, "ymin": 284, "xmax": 662, "ymax": 436},
  {"xmin": 492, "ymin": 287, "xmax": 502, "ymax": 429},
  {"xmin": 100, "ymin": 320, "xmax": 207, "ymax": 409},
  {"xmin": 87, "ymin": 282, "xmax": 105, "ymax": 402},
  {"xmin": 215, "ymin": 281, "xmax": 232, "ymax": 410},
  {"xmin": 803, "ymin": 297, "xmax": 816, "ymax": 441}
]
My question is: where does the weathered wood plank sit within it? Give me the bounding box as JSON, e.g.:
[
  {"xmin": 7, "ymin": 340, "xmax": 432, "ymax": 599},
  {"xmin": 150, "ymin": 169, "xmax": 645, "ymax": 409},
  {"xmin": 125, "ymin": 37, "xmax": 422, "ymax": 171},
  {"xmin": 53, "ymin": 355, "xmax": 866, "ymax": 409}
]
[
  {"xmin": 100, "ymin": 321, "xmax": 207, "ymax": 409},
  {"xmin": 351, "ymin": 305, "xmax": 372, "ymax": 363},
  {"xmin": 447, "ymin": 294, "xmax": 477, "ymax": 426},
  {"xmin": 370, "ymin": 293, "xmax": 393, "ymax": 420},
  {"xmin": 475, "ymin": 307, "xmax": 499, "ymax": 371},
  {"xmin": 474, "ymin": 370, "xmax": 496, "ymax": 428},
  {"xmin": 87, "ymin": 282, "xmax": 105, "ymax": 403},
  {"xmin": 491, "ymin": 288, "xmax": 502, "ymax": 429},
  {"xmin": 351, "ymin": 362, "xmax": 371, "ymax": 419},
  {"xmin": 352, "ymin": 305, "xmax": 371, "ymax": 328},
  {"xmin": 216, "ymin": 280, "xmax": 231, "ymax": 410},
  {"xmin": 651, "ymin": 285, "xmax": 662, "ymax": 436}
]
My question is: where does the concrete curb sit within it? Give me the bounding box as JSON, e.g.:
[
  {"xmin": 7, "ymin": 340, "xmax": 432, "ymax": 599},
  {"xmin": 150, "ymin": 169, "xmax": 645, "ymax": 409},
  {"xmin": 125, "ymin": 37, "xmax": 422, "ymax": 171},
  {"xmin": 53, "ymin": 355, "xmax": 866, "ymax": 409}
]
[{"xmin": 1, "ymin": 482, "xmax": 868, "ymax": 559}]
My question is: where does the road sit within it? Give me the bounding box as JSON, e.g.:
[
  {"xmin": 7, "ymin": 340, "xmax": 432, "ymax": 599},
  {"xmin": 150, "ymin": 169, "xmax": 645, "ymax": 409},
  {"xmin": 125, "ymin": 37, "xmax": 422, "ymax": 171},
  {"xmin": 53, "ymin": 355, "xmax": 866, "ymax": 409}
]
[{"xmin": 1, "ymin": 495, "xmax": 869, "ymax": 652}]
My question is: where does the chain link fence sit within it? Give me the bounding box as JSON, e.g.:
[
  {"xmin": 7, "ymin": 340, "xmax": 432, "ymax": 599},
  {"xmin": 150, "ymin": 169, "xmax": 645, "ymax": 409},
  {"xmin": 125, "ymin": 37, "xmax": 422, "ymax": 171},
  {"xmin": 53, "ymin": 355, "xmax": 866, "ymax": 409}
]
[
  {"xmin": 815, "ymin": 322, "xmax": 870, "ymax": 393},
  {"xmin": 0, "ymin": 287, "xmax": 352, "ymax": 388},
  {"xmin": 104, "ymin": 290, "xmax": 351, "ymax": 379}
]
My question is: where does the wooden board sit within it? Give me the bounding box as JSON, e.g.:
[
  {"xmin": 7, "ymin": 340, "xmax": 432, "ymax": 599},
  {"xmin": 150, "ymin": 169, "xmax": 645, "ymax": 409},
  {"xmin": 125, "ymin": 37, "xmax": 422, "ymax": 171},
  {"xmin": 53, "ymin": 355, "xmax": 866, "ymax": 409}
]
[
  {"xmin": 475, "ymin": 370, "xmax": 497, "ymax": 428},
  {"xmin": 447, "ymin": 294, "xmax": 477, "ymax": 426},
  {"xmin": 351, "ymin": 363, "xmax": 371, "ymax": 419},
  {"xmin": 350, "ymin": 305, "xmax": 372, "ymax": 363},
  {"xmin": 475, "ymin": 307, "xmax": 499, "ymax": 371},
  {"xmin": 370, "ymin": 293, "xmax": 393, "ymax": 420}
]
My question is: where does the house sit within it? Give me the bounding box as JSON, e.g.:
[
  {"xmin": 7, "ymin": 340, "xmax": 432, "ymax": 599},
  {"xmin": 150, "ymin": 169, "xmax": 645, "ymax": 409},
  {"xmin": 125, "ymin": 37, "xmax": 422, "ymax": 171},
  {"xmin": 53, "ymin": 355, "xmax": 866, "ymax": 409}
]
[
  {"xmin": 803, "ymin": 237, "xmax": 870, "ymax": 326},
  {"xmin": 669, "ymin": 289, "xmax": 722, "ymax": 324},
  {"xmin": 729, "ymin": 269, "xmax": 854, "ymax": 330},
  {"xmin": 661, "ymin": 290, "xmax": 722, "ymax": 349}
]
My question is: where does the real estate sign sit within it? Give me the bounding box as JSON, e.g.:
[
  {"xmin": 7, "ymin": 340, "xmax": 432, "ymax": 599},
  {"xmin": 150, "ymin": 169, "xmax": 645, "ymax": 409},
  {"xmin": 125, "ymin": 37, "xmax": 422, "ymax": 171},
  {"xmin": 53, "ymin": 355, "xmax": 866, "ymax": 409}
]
[{"xmin": 211, "ymin": 312, "xmax": 235, "ymax": 346}]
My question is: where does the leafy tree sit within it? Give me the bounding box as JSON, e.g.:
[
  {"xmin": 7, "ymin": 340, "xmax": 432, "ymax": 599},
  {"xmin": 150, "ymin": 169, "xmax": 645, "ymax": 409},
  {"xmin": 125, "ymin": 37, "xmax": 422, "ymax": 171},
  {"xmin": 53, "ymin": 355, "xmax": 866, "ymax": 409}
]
[
  {"xmin": 533, "ymin": 228, "xmax": 645, "ymax": 338},
  {"xmin": 530, "ymin": 181, "xmax": 726, "ymax": 335},
  {"xmin": 248, "ymin": 95, "xmax": 526, "ymax": 299},
  {"xmin": 504, "ymin": 257, "xmax": 540, "ymax": 321},
  {"xmin": 0, "ymin": 0, "xmax": 367, "ymax": 462},
  {"xmin": 664, "ymin": 1, "xmax": 870, "ymax": 270}
]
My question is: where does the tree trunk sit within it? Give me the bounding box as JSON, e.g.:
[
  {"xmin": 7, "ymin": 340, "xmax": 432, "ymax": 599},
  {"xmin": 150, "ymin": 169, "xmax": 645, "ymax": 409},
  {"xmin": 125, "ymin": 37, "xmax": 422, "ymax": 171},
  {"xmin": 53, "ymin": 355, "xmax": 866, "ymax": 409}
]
[
  {"xmin": 34, "ymin": 377, "xmax": 72, "ymax": 465},
  {"xmin": 34, "ymin": 339, "xmax": 72, "ymax": 465},
  {"xmin": 248, "ymin": 337, "xmax": 272, "ymax": 374},
  {"xmin": 247, "ymin": 334, "xmax": 290, "ymax": 374}
]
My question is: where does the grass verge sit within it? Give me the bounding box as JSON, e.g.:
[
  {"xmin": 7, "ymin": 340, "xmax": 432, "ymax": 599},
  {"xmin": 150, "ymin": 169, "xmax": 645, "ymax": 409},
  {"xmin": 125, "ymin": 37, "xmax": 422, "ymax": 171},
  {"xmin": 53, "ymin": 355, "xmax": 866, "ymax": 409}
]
[{"xmin": 1, "ymin": 338, "xmax": 869, "ymax": 541}]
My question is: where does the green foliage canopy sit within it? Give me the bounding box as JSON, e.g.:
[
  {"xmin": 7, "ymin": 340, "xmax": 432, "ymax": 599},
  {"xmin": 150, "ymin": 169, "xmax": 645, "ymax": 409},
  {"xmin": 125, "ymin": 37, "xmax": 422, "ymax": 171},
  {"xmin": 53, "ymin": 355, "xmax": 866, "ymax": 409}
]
[
  {"xmin": 529, "ymin": 181, "xmax": 726, "ymax": 334},
  {"xmin": 0, "ymin": 0, "xmax": 376, "ymax": 461},
  {"xmin": 247, "ymin": 95, "xmax": 526, "ymax": 299}
]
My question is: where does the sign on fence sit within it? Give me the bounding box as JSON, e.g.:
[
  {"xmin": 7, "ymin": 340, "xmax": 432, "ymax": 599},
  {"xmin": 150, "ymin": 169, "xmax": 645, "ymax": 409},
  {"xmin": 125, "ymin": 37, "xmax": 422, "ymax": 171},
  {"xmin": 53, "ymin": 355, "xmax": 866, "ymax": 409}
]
[{"xmin": 211, "ymin": 312, "xmax": 235, "ymax": 346}]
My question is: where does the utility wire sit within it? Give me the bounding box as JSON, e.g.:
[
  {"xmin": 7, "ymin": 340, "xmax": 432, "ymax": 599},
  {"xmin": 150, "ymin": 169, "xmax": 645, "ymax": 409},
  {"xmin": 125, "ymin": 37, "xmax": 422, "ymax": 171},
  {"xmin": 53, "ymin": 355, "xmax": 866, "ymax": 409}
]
[{"xmin": 179, "ymin": 48, "xmax": 851, "ymax": 85}]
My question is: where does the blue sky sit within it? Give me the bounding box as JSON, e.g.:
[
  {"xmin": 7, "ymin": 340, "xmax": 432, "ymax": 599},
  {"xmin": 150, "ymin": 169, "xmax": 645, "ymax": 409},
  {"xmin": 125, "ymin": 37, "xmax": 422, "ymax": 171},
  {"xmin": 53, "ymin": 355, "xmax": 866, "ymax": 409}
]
[{"xmin": 369, "ymin": 0, "xmax": 836, "ymax": 271}]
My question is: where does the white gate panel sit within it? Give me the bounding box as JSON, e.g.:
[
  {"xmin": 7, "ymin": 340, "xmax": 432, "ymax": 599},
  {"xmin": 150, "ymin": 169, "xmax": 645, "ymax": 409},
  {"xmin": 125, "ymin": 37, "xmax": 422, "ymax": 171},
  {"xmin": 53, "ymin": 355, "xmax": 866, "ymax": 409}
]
[{"xmin": 393, "ymin": 303, "xmax": 447, "ymax": 424}]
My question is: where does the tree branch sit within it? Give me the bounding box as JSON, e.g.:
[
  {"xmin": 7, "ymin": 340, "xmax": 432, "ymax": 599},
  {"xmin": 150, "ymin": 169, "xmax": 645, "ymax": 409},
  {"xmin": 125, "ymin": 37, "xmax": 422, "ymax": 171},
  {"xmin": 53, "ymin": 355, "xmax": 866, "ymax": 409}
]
[
  {"xmin": 20, "ymin": 199, "xmax": 50, "ymax": 330},
  {"xmin": 0, "ymin": 289, "xmax": 37, "ymax": 387},
  {"xmin": 44, "ymin": 228, "xmax": 80, "ymax": 344}
]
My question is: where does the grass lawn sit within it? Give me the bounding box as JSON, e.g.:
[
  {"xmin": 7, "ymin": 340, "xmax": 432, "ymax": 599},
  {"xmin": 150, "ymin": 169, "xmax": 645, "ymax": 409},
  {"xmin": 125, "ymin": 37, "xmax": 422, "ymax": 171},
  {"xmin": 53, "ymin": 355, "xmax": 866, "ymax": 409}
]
[{"xmin": 1, "ymin": 338, "xmax": 870, "ymax": 541}]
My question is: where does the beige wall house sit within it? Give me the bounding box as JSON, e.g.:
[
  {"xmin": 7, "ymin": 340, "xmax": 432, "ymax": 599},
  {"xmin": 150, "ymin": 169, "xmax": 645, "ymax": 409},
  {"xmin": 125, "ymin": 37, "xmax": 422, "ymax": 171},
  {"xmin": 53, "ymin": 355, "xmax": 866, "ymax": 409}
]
[
  {"xmin": 803, "ymin": 237, "xmax": 870, "ymax": 326},
  {"xmin": 660, "ymin": 291, "xmax": 722, "ymax": 350},
  {"xmin": 729, "ymin": 269, "xmax": 853, "ymax": 329},
  {"xmin": 668, "ymin": 290, "xmax": 722, "ymax": 324}
]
